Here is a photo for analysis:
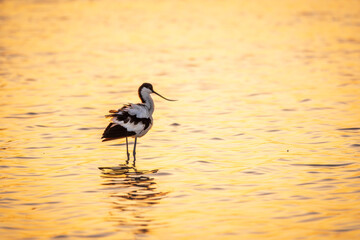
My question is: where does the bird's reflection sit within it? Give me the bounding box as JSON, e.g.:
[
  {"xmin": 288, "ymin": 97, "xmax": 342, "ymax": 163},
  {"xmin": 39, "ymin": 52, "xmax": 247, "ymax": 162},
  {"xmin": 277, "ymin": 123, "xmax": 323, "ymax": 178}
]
[{"xmin": 100, "ymin": 163, "xmax": 168, "ymax": 236}]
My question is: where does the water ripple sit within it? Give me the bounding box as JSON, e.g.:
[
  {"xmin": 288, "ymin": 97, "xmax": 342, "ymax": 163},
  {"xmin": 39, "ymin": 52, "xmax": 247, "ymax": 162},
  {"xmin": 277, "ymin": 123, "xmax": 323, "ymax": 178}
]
[{"xmin": 291, "ymin": 163, "xmax": 354, "ymax": 167}]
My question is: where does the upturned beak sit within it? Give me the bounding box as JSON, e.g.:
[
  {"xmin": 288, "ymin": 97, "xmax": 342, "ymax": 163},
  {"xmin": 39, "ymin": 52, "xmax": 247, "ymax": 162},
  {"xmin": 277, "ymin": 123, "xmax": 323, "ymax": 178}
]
[{"xmin": 153, "ymin": 90, "xmax": 177, "ymax": 101}]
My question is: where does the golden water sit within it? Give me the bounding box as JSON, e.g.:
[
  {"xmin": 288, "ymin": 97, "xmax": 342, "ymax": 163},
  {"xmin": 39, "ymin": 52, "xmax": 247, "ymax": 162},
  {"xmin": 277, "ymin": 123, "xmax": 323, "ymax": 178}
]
[{"xmin": 1, "ymin": 0, "xmax": 360, "ymax": 239}]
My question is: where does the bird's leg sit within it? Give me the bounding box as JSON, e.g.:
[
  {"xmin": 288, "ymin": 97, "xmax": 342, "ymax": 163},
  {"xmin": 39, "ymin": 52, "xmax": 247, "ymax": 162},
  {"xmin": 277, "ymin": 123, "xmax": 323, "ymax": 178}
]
[
  {"xmin": 125, "ymin": 137, "xmax": 130, "ymax": 164},
  {"xmin": 133, "ymin": 137, "xmax": 137, "ymax": 163}
]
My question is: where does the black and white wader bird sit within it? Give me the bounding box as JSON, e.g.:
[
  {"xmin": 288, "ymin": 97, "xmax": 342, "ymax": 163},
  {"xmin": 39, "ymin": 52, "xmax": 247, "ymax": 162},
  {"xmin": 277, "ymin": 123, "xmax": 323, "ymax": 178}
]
[{"xmin": 102, "ymin": 83, "xmax": 176, "ymax": 163}]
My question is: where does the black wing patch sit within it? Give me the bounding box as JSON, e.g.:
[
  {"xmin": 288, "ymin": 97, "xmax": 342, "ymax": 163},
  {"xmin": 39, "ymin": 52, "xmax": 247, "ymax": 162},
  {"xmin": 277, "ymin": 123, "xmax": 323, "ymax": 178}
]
[
  {"xmin": 105, "ymin": 112, "xmax": 151, "ymax": 130},
  {"xmin": 101, "ymin": 123, "xmax": 136, "ymax": 141}
]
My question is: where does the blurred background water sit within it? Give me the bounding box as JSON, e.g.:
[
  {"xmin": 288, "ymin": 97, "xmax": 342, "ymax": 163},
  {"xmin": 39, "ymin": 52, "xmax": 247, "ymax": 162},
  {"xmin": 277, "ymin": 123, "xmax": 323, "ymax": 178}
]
[{"xmin": 1, "ymin": 0, "xmax": 360, "ymax": 239}]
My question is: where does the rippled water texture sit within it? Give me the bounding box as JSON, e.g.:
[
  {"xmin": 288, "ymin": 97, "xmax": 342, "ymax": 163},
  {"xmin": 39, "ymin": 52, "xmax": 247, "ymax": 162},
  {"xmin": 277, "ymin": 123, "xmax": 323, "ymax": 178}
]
[{"xmin": 1, "ymin": 0, "xmax": 360, "ymax": 239}]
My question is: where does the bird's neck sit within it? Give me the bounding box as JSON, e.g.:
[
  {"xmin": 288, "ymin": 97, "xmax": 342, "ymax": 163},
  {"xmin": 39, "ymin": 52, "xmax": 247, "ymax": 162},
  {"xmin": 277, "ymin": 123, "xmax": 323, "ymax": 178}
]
[{"xmin": 140, "ymin": 93, "xmax": 154, "ymax": 115}]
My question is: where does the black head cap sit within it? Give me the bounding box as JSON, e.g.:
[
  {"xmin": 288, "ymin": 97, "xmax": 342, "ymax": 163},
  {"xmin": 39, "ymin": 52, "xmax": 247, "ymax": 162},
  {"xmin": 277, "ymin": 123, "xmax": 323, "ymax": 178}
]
[
  {"xmin": 139, "ymin": 83, "xmax": 153, "ymax": 91},
  {"xmin": 138, "ymin": 83, "xmax": 153, "ymax": 103}
]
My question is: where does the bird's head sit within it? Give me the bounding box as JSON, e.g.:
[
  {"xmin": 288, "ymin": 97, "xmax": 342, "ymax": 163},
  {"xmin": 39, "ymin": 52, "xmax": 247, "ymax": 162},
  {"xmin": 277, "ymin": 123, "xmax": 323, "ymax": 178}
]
[{"xmin": 139, "ymin": 83, "xmax": 176, "ymax": 101}]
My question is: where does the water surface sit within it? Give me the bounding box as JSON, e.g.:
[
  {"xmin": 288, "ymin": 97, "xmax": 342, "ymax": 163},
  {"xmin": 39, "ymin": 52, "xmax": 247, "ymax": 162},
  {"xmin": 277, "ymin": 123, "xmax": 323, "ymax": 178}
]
[{"xmin": 1, "ymin": 0, "xmax": 360, "ymax": 239}]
